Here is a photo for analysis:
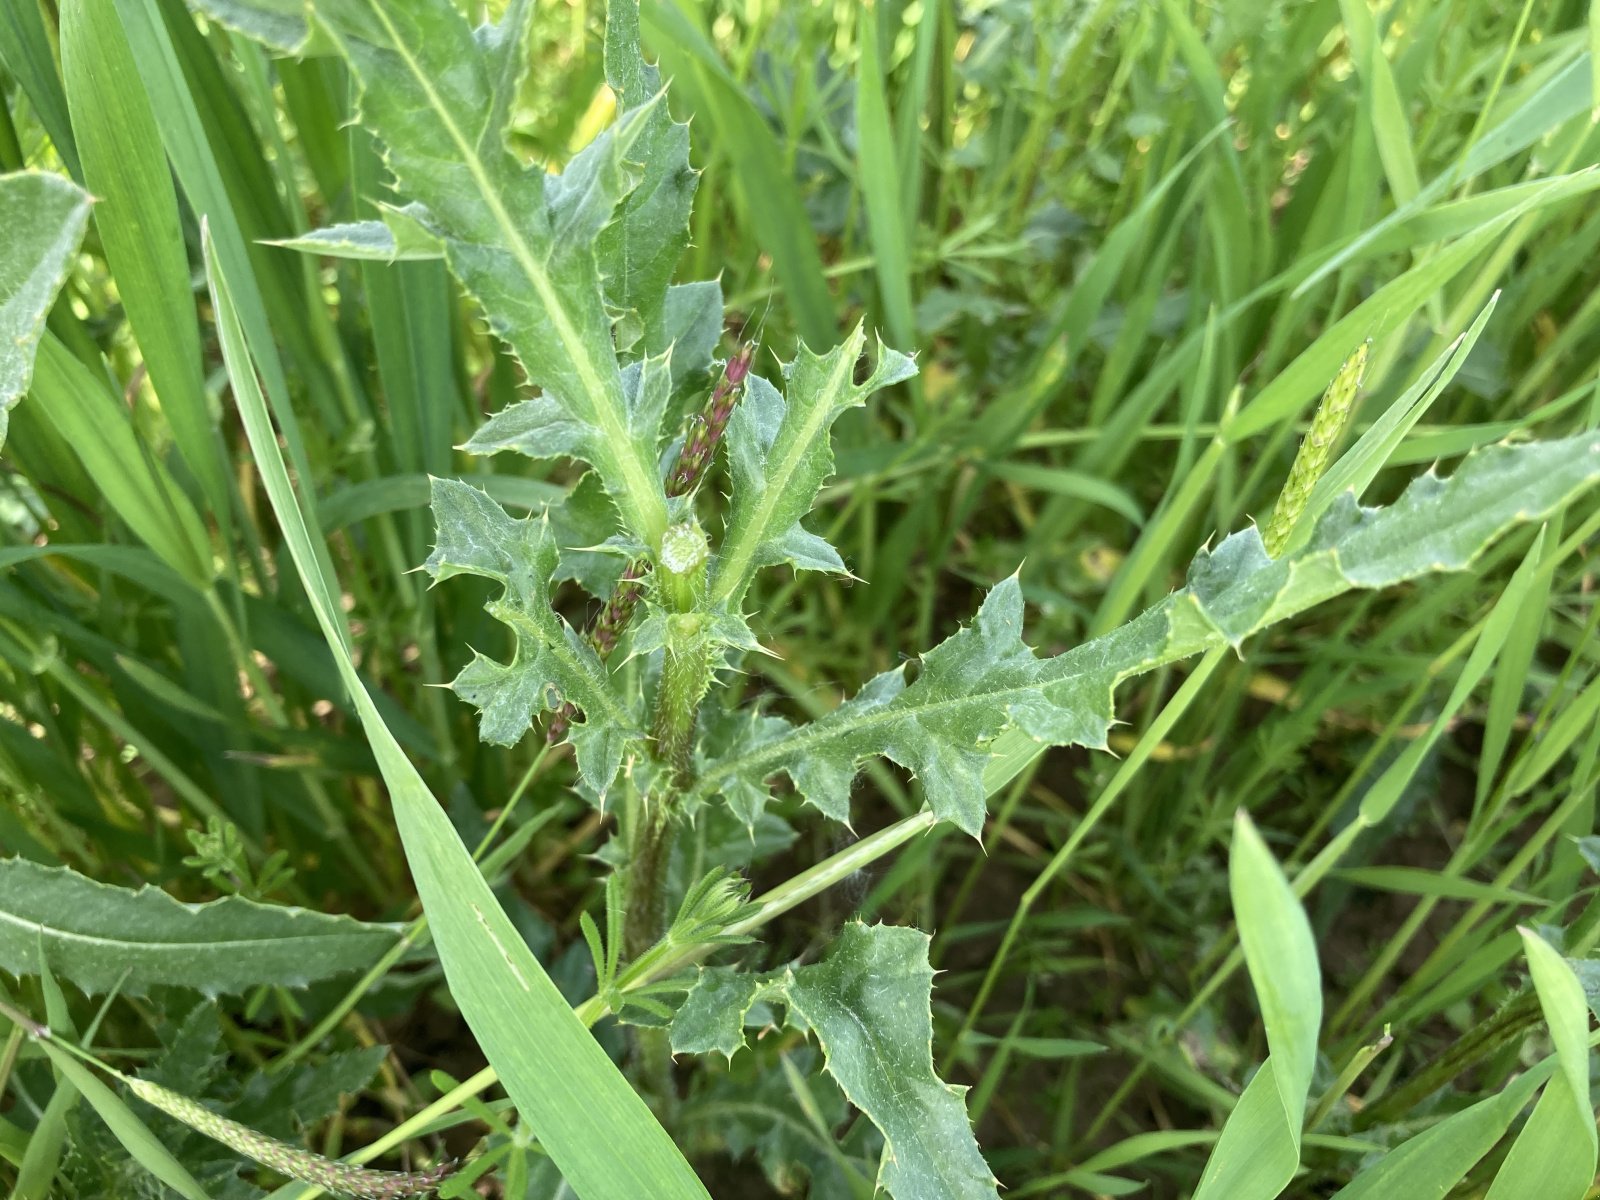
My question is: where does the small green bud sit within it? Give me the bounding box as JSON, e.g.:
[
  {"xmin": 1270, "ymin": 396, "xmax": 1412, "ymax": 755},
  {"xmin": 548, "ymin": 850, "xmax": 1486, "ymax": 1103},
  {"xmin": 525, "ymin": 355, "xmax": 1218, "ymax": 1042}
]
[
  {"xmin": 657, "ymin": 521, "xmax": 709, "ymax": 613},
  {"xmin": 660, "ymin": 522, "xmax": 710, "ymax": 577},
  {"xmin": 1263, "ymin": 339, "xmax": 1369, "ymax": 557}
]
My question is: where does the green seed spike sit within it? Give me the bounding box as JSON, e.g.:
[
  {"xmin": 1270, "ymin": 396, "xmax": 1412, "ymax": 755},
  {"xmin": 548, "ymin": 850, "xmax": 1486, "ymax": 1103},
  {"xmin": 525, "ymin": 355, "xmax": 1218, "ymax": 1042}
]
[
  {"xmin": 123, "ymin": 1076, "xmax": 456, "ymax": 1199},
  {"xmin": 1263, "ymin": 340, "xmax": 1370, "ymax": 557}
]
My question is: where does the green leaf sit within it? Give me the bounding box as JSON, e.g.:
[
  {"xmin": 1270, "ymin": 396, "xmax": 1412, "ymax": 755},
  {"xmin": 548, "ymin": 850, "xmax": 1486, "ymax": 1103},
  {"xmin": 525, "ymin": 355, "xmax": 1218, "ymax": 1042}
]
[
  {"xmin": 267, "ymin": 204, "xmax": 443, "ymax": 261},
  {"xmin": 28, "ymin": 334, "xmax": 215, "ymax": 587},
  {"xmin": 0, "ymin": 858, "xmax": 401, "ymax": 996},
  {"xmin": 196, "ymin": 0, "xmax": 671, "ymax": 549},
  {"xmin": 1194, "ymin": 813, "xmax": 1323, "ymax": 1200},
  {"xmin": 784, "ymin": 922, "xmax": 998, "ymax": 1200},
  {"xmin": 60, "ymin": 0, "xmax": 232, "ymax": 519},
  {"xmin": 713, "ymin": 325, "xmax": 917, "ymax": 606},
  {"xmin": 0, "ymin": 171, "xmax": 91, "ymax": 448},
  {"xmin": 670, "ymin": 966, "xmax": 769, "ymax": 1059},
  {"xmin": 597, "ymin": 0, "xmax": 695, "ymax": 355},
  {"xmin": 1230, "ymin": 813, "xmax": 1321, "ymax": 1128},
  {"xmin": 1191, "ymin": 1063, "xmax": 1300, "ymax": 1200},
  {"xmin": 697, "ymin": 435, "xmax": 1600, "ymax": 833},
  {"xmin": 425, "ymin": 476, "xmax": 643, "ymax": 792},
  {"xmin": 1330, "ymin": 1065, "xmax": 1548, "ymax": 1200}
]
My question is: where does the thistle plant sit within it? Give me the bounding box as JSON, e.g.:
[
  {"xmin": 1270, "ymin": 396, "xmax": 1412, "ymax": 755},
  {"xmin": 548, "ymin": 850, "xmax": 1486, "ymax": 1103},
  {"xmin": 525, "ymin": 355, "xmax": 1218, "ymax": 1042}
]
[
  {"xmin": 183, "ymin": 0, "xmax": 1600, "ymax": 1193},
  {"xmin": 5, "ymin": 1, "xmax": 1600, "ymax": 1197}
]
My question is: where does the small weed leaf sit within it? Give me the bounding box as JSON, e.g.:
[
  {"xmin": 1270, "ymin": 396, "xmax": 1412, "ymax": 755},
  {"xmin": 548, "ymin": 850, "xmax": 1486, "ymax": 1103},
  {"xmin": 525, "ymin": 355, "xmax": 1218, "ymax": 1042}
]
[{"xmin": 425, "ymin": 477, "xmax": 643, "ymax": 791}]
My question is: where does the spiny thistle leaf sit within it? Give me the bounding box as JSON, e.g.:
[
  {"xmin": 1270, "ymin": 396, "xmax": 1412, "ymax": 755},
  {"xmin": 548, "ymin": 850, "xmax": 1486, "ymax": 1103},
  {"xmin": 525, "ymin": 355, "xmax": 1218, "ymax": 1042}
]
[
  {"xmin": 0, "ymin": 857, "xmax": 401, "ymax": 997},
  {"xmin": 671, "ymin": 966, "xmax": 774, "ymax": 1059},
  {"xmin": 597, "ymin": 0, "xmax": 696, "ymax": 355},
  {"xmin": 426, "ymin": 478, "xmax": 643, "ymax": 792},
  {"xmin": 712, "ymin": 325, "xmax": 918, "ymax": 607},
  {"xmin": 695, "ymin": 435, "xmax": 1600, "ymax": 835},
  {"xmin": 195, "ymin": 0, "xmax": 670, "ymax": 547},
  {"xmin": 0, "ymin": 171, "xmax": 91, "ymax": 447},
  {"xmin": 785, "ymin": 922, "xmax": 999, "ymax": 1200}
]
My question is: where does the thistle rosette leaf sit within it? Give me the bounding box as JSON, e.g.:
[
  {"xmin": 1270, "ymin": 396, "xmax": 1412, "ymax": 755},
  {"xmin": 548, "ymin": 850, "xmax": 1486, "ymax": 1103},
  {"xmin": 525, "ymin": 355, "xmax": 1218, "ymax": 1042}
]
[
  {"xmin": 426, "ymin": 478, "xmax": 643, "ymax": 793},
  {"xmin": 196, "ymin": 0, "xmax": 672, "ymax": 548},
  {"xmin": 712, "ymin": 325, "xmax": 918, "ymax": 606},
  {"xmin": 667, "ymin": 926, "xmax": 997, "ymax": 1198},
  {"xmin": 695, "ymin": 434, "xmax": 1600, "ymax": 834}
]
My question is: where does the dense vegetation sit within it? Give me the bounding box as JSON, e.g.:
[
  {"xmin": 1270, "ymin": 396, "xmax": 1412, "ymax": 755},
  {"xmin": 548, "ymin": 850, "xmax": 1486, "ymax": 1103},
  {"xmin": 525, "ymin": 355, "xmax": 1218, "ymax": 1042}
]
[{"xmin": 2, "ymin": 1, "xmax": 1600, "ymax": 1197}]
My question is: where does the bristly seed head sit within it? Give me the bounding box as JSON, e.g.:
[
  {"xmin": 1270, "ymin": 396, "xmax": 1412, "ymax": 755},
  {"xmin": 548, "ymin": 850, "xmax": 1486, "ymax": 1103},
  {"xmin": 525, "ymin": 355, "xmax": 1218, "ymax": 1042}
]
[
  {"xmin": 1263, "ymin": 339, "xmax": 1368, "ymax": 558},
  {"xmin": 668, "ymin": 342, "xmax": 756, "ymax": 497},
  {"xmin": 124, "ymin": 1076, "xmax": 456, "ymax": 1198}
]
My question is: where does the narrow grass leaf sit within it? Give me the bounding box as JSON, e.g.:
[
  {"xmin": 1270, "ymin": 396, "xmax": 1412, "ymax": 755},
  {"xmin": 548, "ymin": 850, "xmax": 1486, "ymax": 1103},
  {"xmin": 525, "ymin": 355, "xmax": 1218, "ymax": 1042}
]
[
  {"xmin": 38, "ymin": 1044, "xmax": 211, "ymax": 1200},
  {"xmin": 1327, "ymin": 1068, "xmax": 1546, "ymax": 1199},
  {"xmin": 641, "ymin": 2, "xmax": 835, "ymax": 346},
  {"xmin": 60, "ymin": 0, "xmax": 231, "ymax": 517},
  {"xmin": 855, "ymin": 1, "xmax": 915, "ymax": 349},
  {"xmin": 28, "ymin": 335, "xmax": 213, "ymax": 585},
  {"xmin": 0, "ymin": 3, "xmax": 82, "ymax": 178}
]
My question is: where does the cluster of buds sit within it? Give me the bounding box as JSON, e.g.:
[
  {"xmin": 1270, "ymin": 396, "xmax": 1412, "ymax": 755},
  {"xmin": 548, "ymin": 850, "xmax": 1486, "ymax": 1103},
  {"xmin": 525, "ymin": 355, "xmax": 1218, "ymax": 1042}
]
[
  {"xmin": 668, "ymin": 342, "xmax": 754, "ymax": 497},
  {"xmin": 545, "ymin": 345, "xmax": 755, "ymax": 746}
]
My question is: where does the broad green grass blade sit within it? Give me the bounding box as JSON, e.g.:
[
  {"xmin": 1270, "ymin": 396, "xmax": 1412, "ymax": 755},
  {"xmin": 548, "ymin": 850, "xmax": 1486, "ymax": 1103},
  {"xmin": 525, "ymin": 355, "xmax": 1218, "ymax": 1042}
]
[
  {"xmin": 1518, "ymin": 929, "xmax": 1598, "ymax": 1164},
  {"xmin": 0, "ymin": 170, "xmax": 90, "ymax": 447},
  {"xmin": 59, "ymin": 0, "xmax": 233, "ymax": 519},
  {"xmin": 1231, "ymin": 811, "xmax": 1321, "ymax": 1132},
  {"xmin": 204, "ymin": 229, "xmax": 709, "ymax": 1200},
  {"xmin": 1193, "ymin": 812, "xmax": 1322, "ymax": 1200},
  {"xmin": 1191, "ymin": 1063, "xmax": 1300, "ymax": 1200}
]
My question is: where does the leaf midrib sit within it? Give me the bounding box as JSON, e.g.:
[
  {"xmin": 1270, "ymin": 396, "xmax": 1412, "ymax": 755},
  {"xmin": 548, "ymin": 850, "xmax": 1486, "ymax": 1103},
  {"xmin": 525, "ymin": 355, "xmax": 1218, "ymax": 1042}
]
[{"xmin": 0, "ymin": 904, "xmax": 387, "ymax": 954}]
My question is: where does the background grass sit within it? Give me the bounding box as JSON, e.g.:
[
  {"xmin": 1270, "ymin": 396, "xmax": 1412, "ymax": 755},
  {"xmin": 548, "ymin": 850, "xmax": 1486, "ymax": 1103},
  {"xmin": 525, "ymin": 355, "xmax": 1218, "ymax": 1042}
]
[{"xmin": 3, "ymin": 0, "xmax": 1600, "ymax": 1195}]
